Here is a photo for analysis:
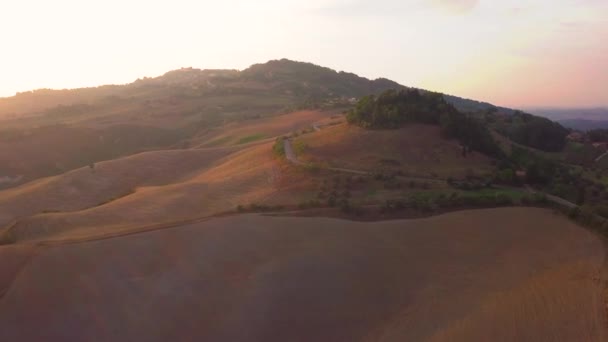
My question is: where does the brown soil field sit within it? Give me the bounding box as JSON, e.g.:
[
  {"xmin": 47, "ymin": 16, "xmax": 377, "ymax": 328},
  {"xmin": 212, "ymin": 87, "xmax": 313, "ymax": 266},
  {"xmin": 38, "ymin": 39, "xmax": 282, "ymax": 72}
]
[
  {"xmin": 296, "ymin": 122, "xmax": 493, "ymax": 179},
  {"xmin": 0, "ymin": 207, "xmax": 604, "ymax": 341}
]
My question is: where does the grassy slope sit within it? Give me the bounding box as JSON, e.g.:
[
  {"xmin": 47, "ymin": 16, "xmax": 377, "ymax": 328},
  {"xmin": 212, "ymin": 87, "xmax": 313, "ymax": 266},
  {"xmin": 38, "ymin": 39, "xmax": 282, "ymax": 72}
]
[
  {"xmin": 296, "ymin": 121, "xmax": 493, "ymax": 179},
  {"xmin": 0, "ymin": 208, "xmax": 604, "ymax": 341}
]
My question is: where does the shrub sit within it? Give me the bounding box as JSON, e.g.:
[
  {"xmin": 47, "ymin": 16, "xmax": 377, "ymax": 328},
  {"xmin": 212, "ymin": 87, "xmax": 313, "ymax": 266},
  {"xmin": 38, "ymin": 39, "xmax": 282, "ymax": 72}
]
[
  {"xmin": 304, "ymin": 164, "xmax": 320, "ymax": 173},
  {"xmin": 247, "ymin": 203, "xmax": 281, "ymax": 212},
  {"xmin": 327, "ymin": 197, "xmax": 337, "ymax": 207},
  {"xmin": 495, "ymin": 193, "xmax": 513, "ymax": 206},
  {"xmin": 382, "ymin": 199, "xmax": 405, "ymax": 212},
  {"xmin": 531, "ymin": 193, "xmax": 548, "ymax": 205},
  {"xmin": 272, "ymin": 137, "xmax": 286, "ymax": 157},
  {"xmin": 593, "ymin": 205, "xmax": 608, "ymax": 219},
  {"xmin": 600, "ymin": 220, "xmax": 608, "ymax": 234},
  {"xmin": 568, "ymin": 207, "xmax": 580, "ymax": 219},
  {"xmin": 339, "ymin": 199, "xmax": 351, "ymax": 213}
]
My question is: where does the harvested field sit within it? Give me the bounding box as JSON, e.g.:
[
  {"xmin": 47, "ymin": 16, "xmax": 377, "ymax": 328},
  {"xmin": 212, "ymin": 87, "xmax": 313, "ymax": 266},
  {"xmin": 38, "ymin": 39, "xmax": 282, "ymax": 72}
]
[
  {"xmin": 0, "ymin": 124, "xmax": 184, "ymax": 186},
  {"xmin": 0, "ymin": 145, "xmax": 244, "ymax": 228},
  {"xmin": 0, "ymin": 207, "xmax": 604, "ymax": 341},
  {"xmin": 7, "ymin": 142, "xmax": 280, "ymax": 243}
]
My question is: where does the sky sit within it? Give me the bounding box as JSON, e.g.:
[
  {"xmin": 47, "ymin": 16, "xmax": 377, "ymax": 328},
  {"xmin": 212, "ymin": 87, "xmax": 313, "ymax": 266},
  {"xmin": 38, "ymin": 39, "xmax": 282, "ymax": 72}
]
[{"xmin": 0, "ymin": 0, "xmax": 606, "ymax": 108}]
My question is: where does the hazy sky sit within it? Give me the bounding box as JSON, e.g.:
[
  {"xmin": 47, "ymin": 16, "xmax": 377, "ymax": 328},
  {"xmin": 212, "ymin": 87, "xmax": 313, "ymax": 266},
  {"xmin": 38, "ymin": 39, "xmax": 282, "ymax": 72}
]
[{"xmin": 1, "ymin": 0, "xmax": 606, "ymax": 108}]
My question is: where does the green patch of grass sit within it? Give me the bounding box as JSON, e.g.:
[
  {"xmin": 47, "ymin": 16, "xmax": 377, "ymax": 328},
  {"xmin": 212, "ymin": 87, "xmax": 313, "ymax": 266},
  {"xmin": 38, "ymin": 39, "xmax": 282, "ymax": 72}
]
[
  {"xmin": 236, "ymin": 133, "xmax": 267, "ymax": 145},
  {"xmin": 408, "ymin": 188, "xmax": 526, "ymax": 207},
  {"xmin": 293, "ymin": 140, "xmax": 308, "ymax": 156},
  {"xmin": 273, "ymin": 137, "xmax": 286, "ymax": 157},
  {"xmin": 203, "ymin": 135, "xmax": 233, "ymax": 147},
  {"xmin": 365, "ymin": 188, "xmax": 378, "ymax": 198},
  {"xmin": 567, "ymin": 142, "xmax": 584, "ymax": 151},
  {"xmin": 238, "ymin": 203, "xmax": 285, "ymax": 212},
  {"xmin": 467, "ymin": 188, "xmax": 524, "ymax": 199},
  {"xmin": 0, "ymin": 223, "xmax": 16, "ymax": 245}
]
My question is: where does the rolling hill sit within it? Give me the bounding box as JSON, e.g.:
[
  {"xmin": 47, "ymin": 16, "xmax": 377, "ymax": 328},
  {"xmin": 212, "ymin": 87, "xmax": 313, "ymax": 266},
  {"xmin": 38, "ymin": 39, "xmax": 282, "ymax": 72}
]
[
  {"xmin": 0, "ymin": 59, "xmax": 605, "ymax": 341},
  {"xmin": 0, "ymin": 59, "xmax": 499, "ymax": 121},
  {"xmin": 0, "ymin": 59, "xmax": 554, "ymax": 188}
]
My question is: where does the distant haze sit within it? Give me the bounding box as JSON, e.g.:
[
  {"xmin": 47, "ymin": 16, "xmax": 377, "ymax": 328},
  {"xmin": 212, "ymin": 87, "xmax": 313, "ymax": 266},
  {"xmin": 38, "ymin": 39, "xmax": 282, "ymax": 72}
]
[{"xmin": 1, "ymin": 0, "xmax": 607, "ymax": 108}]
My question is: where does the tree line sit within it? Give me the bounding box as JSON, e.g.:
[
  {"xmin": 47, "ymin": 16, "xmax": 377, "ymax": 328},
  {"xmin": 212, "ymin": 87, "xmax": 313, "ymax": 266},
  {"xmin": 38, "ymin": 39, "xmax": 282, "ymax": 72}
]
[
  {"xmin": 346, "ymin": 89, "xmax": 503, "ymax": 158},
  {"xmin": 496, "ymin": 111, "xmax": 568, "ymax": 152}
]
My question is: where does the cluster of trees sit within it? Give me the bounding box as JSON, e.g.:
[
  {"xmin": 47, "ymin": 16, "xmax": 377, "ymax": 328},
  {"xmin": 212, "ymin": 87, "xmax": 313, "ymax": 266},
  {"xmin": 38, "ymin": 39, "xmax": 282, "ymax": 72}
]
[
  {"xmin": 496, "ymin": 146, "xmax": 560, "ymax": 186},
  {"xmin": 380, "ymin": 190, "xmax": 547, "ymax": 215},
  {"xmin": 237, "ymin": 203, "xmax": 285, "ymax": 213},
  {"xmin": 587, "ymin": 129, "xmax": 608, "ymax": 143},
  {"xmin": 272, "ymin": 137, "xmax": 286, "ymax": 157},
  {"xmin": 502, "ymin": 145, "xmax": 599, "ymax": 207},
  {"xmin": 347, "ymin": 89, "xmax": 503, "ymax": 157},
  {"xmin": 497, "ymin": 111, "xmax": 568, "ymax": 152},
  {"xmin": 346, "ymin": 89, "xmax": 447, "ymax": 127}
]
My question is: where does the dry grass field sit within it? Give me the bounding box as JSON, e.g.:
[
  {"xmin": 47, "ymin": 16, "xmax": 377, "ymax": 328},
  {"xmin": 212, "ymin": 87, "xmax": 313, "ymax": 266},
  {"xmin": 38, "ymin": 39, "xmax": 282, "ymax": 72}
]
[
  {"xmin": 0, "ymin": 207, "xmax": 604, "ymax": 341},
  {"xmin": 295, "ymin": 122, "xmax": 493, "ymax": 178},
  {"xmin": 0, "ymin": 145, "xmax": 244, "ymax": 227},
  {"xmin": 192, "ymin": 110, "xmax": 332, "ymax": 147},
  {"xmin": 4, "ymin": 142, "xmax": 284, "ymax": 243},
  {"xmin": 0, "ymin": 110, "xmax": 338, "ymax": 243},
  {"xmin": 0, "ymin": 124, "xmax": 184, "ymax": 186}
]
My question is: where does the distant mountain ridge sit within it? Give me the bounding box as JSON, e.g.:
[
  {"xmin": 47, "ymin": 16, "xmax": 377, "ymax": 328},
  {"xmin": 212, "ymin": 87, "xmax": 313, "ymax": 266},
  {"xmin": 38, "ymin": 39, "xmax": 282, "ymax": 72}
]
[
  {"xmin": 0, "ymin": 59, "xmax": 505, "ymax": 118},
  {"xmin": 528, "ymin": 107, "xmax": 608, "ymax": 121},
  {"xmin": 527, "ymin": 108, "xmax": 608, "ymax": 131},
  {"xmin": 555, "ymin": 119, "xmax": 608, "ymax": 131}
]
